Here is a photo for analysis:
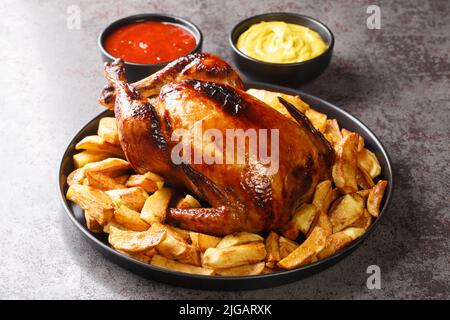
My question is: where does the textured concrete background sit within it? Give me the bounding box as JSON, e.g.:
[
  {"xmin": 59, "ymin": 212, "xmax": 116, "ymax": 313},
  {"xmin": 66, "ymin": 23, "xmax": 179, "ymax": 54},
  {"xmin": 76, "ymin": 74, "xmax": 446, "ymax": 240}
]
[{"xmin": 0, "ymin": 0, "xmax": 448, "ymax": 299}]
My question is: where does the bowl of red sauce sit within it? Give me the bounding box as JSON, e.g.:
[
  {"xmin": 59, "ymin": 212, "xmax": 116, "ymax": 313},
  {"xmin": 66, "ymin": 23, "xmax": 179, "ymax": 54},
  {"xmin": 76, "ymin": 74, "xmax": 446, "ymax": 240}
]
[{"xmin": 99, "ymin": 14, "xmax": 203, "ymax": 82}]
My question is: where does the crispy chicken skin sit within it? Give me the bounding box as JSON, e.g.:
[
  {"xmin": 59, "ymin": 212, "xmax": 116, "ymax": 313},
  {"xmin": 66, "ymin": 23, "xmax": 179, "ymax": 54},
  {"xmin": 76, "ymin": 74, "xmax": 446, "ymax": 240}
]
[
  {"xmin": 99, "ymin": 52, "xmax": 244, "ymax": 109},
  {"xmin": 103, "ymin": 58, "xmax": 333, "ymax": 236}
]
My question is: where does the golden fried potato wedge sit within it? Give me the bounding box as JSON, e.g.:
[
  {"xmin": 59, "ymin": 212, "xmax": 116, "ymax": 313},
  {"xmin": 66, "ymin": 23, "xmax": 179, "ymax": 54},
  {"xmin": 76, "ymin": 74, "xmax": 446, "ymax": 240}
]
[
  {"xmin": 356, "ymin": 168, "xmax": 374, "ymax": 189},
  {"xmin": 292, "ymin": 204, "xmax": 318, "ymax": 235},
  {"xmin": 66, "ymin": 184, "xmax": 114, "ymax": 226},
  {"xmin": 176, "ymin": 194, "xmax": 201, "ymax": 209},
  {"xmin": 102, "ymin": 218, "xmax": 128, "ymax": 233},
  {"xmin": 323, "ymin": 119, "xmax": 342, "ymax": 149},
  {"xmin": 215, "ymin": 262, "xmax": 265, "ymax": 276},
  {"xmin": 151, "ymin": 254, "xmax": 214, "ymax": 275},
  {"xmin": 202, "ymin": 242, "xmax": 267, "ymax": 269},
  {"xmin": 357, "ymin": 189, "xmax": 371, "ymax": 201},
  {"xmin": 76, "ymin": 135, "xmax": 124, "ymax": 157},
  {"xmin": 305, "ymin": 109, "xmax": 327, "ymax": 133},
  {"xmin": 265, "ymin": 231, "xmax": 281, "ymax": 263},
  {"xmin": 151, "ymin": 223, "xmax": 200, "ymax": 266},
  {"xmin": 262, "ymin": 267, "xmax": 277, "ymax": 274},
  {"xmin": 277, "ymin": 227, "xmax": 327, "ymax": 270},
  {"xmin": 106, "ymin": 187, "xmax": 149, "ymax": 212},
  {"xmin": 109, "ymin": 226, "xmax": 166, "ymax": 253},
  {"xmin": 350, "ymin": 209, "xmax": 372, "ymax": 230},
  {"xmin": 140, "ymin": 187, "xmax": 173, "ymax": 224},
  {"xmin": 367, "ymin": 180, "xmax": 388, "ymax": 217},
  {"xmin": 216, "ymin": 232, "xmax": 264, "ymax": 249},
  {"xmin": 246, "ymin": 89, "xmax": 310, "ymax": 117},
  {"xmin": 332, "ymin": 132, "xmax": 359, "ymax": 193},
  {"xmin": 329, "ymin": 194, "xmax": 365, "ymax": 233},
  {"xmin": 85, "ymin": 171, "xmax": 125, "ymax": 190},
  {"xmin": 312, "ymin": 180, "xmax": 333, "ymax": 213},
  {"xmin": 126, "ymin": 171, "xmax": 164, "ymax": 193},
  {"xmin": 73, "ymin": 150, "xmax": 112, "ymax": 169},
  {"xmin": 341, "ymin": 128, "xmax": 365, "ymax": 152},
  {"xmin": 84, "ymin": 210, "xmax": 103, "ymax": 233},
  {"xmin": 357, "ymin": 148, "xmax": 381, "ymax": 179},
  {"xmin": 114, "ymin": 205, "xmax": 150, "ymax": 232},
  {"xmin": 311, "ymin": 210, "xmax": 333, "ymax": 236},
  {"xmin": 190, "ymin": 232, "xmax": 221, "ymax": 252},
  {"xmin": 317, "ymin": 231, "xmax": 353, "ymax": 260},
  {"xmin": 342, "ymin": 227, "xmax": 366, "ymax": 240},
  {"xmin": 97, "ymin": 117, "xmax": 119, "ymax": 145},
  {"xmin": 117, "ymin": 248, "xmax": 156, "ymax": 264},
  {"xmin": 278, "ymin": 236, "xmax": 298, "ymax": 259},
  {"xmin": 69, "ymin": 158, "xmax": 130, "ymax": 185}
]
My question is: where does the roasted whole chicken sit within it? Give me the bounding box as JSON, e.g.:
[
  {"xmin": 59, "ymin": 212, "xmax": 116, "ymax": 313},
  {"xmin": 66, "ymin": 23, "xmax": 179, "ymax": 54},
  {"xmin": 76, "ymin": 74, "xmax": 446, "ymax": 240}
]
[{"xmin": 102, "ymin": 53, "xmax": 333, "ymax": 236}]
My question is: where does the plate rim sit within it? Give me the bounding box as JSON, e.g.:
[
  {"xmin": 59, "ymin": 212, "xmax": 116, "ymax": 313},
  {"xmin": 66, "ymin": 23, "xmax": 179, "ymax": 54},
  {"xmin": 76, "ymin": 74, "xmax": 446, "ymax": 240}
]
[{"xmin": 58, "ymin": 80, "xmax": 394, "ymax": 287}]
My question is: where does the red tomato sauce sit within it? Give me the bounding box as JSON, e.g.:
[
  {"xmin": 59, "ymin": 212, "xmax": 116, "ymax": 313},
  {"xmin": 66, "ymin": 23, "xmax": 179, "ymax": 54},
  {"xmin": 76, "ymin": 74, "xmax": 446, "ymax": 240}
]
[{"xmin": 104, "ymin": 21, "xmax": 197, "ymax": 64}]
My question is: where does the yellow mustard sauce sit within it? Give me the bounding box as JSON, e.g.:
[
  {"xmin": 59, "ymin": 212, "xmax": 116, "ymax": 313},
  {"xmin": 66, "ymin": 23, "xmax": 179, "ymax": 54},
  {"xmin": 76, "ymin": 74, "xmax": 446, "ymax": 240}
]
[{"xmin": 237, "ymin": 21, "xmax": 328, "ymax": 64}]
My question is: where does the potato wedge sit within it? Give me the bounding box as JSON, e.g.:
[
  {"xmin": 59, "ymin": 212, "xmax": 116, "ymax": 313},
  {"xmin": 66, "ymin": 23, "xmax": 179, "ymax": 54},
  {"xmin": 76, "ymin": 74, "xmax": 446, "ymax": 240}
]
[
  {"xmin": 323, "ymin": 119, "xmax": 342, "ymax": 149},
  {"xmin": 350, "ymin": 209, "xmax": 372, "ymax": 230},
  {"xmin": 66, "ymin": 184, "xmax": 114, "ymax": 226},
  {"xmin": 312, "ymin": 180, "xmax": 333, "ymax": 214},
  {"xmin": 151, "ymin": 223, "xmax": 200, "ymax": 266},
  {"xmin": 367, "ymin": 180, "xmax": 388, "ymax": 217},
  {"xmin": 215, "ymin": 262, "xmax": 265, "ymax": 276},
  {"xmin": 69, "ymin": 158, "xmax": 130, "ymax": 184},
  {"xmin": 176, "ymin": 194, "xmax": 201, "ymax": 209},
  {"xmin": 97, "ymin": 117, "xmax": 119, "ymax": 145},
  {"xmin": 292, "ymin": 204, "xmax": 318, "ymax": 235},
  {"xmin": 73, "ymin": 150, "xmax": 112, "ymax": 169},
  {"xmin": 106, "ymin": 187, "xmax": 149, "ymax": 212},
  {"xmin": 84, "ymin": 210, "xmax": 103, "ymax": 233},
  {"xmin": 216, "ymin": 232, "xmax": 264, "ymax": 249},
  {"xmin": 76, "ymin": 135, "xmax": 124, "ymax": 157},
  {"xmin": 114, "ymin": 205, "xmax": 150, "ymax": 232},
  {"xmin": 311, "ymin": 210, "xmax": 333, "ymax": 236},
  {"xmin": 317, "ymin": 231, "xmax": 353, "ymax": 260},
  {"xmin": 342, "ymin": 128, "xmax": 365, "ymax": 152},
  {"xmin": 277, "ymin": 227, "xmax": 327, "ymax": 270},
  {"xmin": 126, "ymin": 171, "xmax": 165, "ymax": 193},
  {"xmin": 246, "ymin": 89, "xmax": 310, "ymax": 117},
  {"xmin": 342, "ymin": 227, "xmax": 366, "ymax": 240},
  {"xmin": 357, "ymin": 148, "xmax": 381, "ymax": 179},
  {"xmin": 332, "ymin": 133, "xmax": 359, "ymax": 193},
  {"xmin": 151, "ymin": 254, "xmax": 214, "ymax": 276},
  {"xmin": 356, "ymin": 168, "xmax": 374, "ymax": 189},
  {"xmin": 278, "ymin": 236, "xmax": 298, "ymax": 259},
  {"xmin": 265, "ymin": 231, "xmax": 281, "ymax": 263},
  {"xmin": 357, "ymin": 189, "xmax": 371, "ymax": 201},
  {"xmin": 140, "ymin": 187, "xmax": 173, "ymax": 224},
  {"xmin": 190, "ymin": 232, "xmax": 221, "ymax": 252},
  {"xmin": 329, "ymin": 194, "xmax": 365, "ymax": 233},
  {"xmin": 117, "ymin": 249, "xmax": 156, "ymax": 264},
  {"xmin": 85, "ymin": 171, "xmax": 125, "ymax": 190},
  {"xmin": 305, "ymin": 109, "xmax": 327, "ymax": 133},
  {"xmin": 202, "ymin": 242, "xmax": 267, "ymax": 269},
  {"xmin": 102, "ymin": 218, "xmax": 128, "ymax": 233},
  {"xmin": 108, "ymin": 226, "xmax": 166, "ymax": 253}
]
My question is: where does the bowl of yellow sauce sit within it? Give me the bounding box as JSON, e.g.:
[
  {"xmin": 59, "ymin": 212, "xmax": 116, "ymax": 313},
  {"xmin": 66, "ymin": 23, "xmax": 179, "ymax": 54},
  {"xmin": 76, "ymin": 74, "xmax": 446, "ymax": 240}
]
[{"xmin": 230, "ymin": 13, "xmax": 334, "ymax": 85}]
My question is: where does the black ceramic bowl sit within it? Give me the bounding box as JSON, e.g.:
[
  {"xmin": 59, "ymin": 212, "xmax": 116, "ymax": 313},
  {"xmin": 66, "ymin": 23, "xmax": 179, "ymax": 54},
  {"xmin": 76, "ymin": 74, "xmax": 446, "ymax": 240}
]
[
  {"xmin": 59, "ymin": 81, "xmax": 393, "ymax": 291},
  {"xmin": 230, "ymin": 13, "xmax": 334, "ymax": 85},
  {"xmin": 99, "ymin": 13, "xmax": 203, "ymax": 82}
]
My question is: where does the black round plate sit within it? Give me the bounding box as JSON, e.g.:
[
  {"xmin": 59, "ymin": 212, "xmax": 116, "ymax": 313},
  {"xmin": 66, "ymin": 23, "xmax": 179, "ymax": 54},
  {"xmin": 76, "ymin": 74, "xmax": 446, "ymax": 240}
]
[{"xmin": 58, "ymin": 81, "xmax": 394, "ymax": 291}]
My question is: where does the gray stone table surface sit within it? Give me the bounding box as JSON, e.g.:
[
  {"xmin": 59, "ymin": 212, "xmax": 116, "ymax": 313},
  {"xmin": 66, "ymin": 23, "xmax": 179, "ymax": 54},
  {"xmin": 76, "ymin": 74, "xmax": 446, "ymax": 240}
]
[{"xmin": 0, "ymin": 0, "xmax": 448, "ymax": 299}]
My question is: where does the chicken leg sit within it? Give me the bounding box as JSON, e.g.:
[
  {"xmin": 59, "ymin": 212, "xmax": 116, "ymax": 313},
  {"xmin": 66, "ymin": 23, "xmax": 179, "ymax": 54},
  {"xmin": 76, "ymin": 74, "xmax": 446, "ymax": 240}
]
[{"xmin": 99, "ymin": 52, "xmax": 244, "ymax": 109}]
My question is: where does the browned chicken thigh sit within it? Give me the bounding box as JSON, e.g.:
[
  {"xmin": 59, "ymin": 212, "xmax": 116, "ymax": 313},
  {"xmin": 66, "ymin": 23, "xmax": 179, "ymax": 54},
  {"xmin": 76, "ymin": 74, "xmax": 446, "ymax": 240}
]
[
  {"xmin": 99, "ymin": 52, "xmax": 244, "ymax": 109},
  {"xmin": 104, "ymin": 58, "xmax": 333, "ymax": 236}
]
